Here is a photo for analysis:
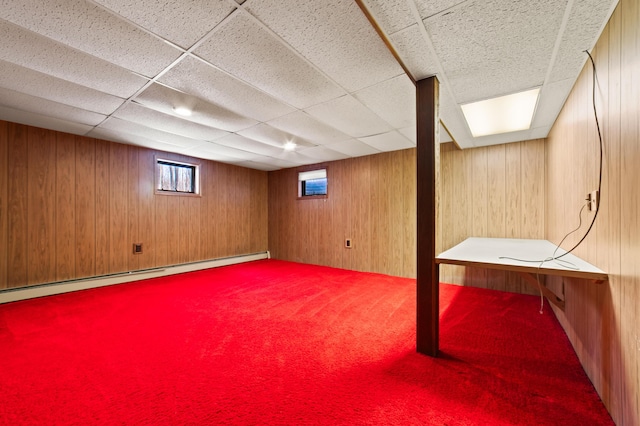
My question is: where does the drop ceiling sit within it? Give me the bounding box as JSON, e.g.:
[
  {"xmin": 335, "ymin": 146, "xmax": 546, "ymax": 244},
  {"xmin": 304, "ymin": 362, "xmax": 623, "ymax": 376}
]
[{"xmin": 0, "ymin": 0, "xmax": 618, "ymax": 171}]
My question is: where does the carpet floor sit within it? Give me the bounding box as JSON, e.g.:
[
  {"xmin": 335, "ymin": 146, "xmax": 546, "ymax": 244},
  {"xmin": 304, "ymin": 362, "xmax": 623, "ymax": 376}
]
[{"xmin": 0, "ymin": 259, "xmax": 613, "ymax": 425}]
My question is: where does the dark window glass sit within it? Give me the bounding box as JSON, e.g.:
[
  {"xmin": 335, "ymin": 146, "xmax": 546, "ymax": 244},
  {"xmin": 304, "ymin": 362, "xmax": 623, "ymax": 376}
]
[{"xmin": 302, "ymin": 177, "xmax": 328, "ymax": 196}]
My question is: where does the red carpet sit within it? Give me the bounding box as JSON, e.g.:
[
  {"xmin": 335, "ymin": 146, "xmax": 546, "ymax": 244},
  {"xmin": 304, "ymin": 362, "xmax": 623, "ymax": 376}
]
[{"xmin": 0, "ymin": 260, "xmax": 612, "ymax": 425}]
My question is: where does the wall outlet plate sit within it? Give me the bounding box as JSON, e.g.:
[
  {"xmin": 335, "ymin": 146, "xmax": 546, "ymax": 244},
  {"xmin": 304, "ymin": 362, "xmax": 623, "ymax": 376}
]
[{"xmin": 345, "ymin": 239, "xmax": 352, "ymax": 248}]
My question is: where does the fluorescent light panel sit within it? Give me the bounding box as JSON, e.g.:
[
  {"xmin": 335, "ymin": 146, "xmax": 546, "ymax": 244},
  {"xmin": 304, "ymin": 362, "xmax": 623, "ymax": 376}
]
[{"xmin": 461, "ymin": 88, "xmax": 540, "ymax": 137}]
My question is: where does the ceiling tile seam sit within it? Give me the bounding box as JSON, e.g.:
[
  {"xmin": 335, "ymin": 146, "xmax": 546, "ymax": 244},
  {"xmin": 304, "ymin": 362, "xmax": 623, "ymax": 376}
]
[
  {"xmin": 354, "ymin": 0, "xmax": 417, "ymax": 85},
  {"xmin": 186, "ymin": 52, "xmax": 303, "ymax": 118},
  {"xmin": 237, "ymin": 8, "xmax": 408, "ymax": 111},
  {"xmin": 0, "ymin": 16, "xmax": 153, "ymax": 92},
  {"xmin": 84, "ymin": 0, "xmax": 191, "ymax": 53},
  {"xmin": 87, "ymin": 7, "xmax": 248, "ymax": 141},
  {"xmin": 237, "ymin": 8, "xmax": 353, "ymax": 98},
  {"xmin": 541, "ymin": 0, "xmax": 575, "ymax": 89},
  {"xmin": 422, "ymin": 0, "xmax": 472, "ymax": 22},
  {"xmin": 405, "ymin": 0, "xmax": 472, "ymax": 145},
  {"xmin": 89, "ymin": 51, "xmax": 200, "ymax": 136}
]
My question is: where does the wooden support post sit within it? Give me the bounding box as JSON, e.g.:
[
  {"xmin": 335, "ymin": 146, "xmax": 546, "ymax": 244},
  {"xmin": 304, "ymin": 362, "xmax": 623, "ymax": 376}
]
[{"xmin": 416, "ymin": 76, "xmax": 440, "ymax": 356}]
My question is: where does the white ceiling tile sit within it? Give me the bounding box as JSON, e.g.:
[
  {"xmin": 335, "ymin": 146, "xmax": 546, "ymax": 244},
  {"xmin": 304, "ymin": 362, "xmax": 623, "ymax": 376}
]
[
  {"xmin": 88, "ymin": 126, "xmax": 211, "ymax": 155},
  {"xmin": 195, "ymin": 141, "xmax": 264, "ymax": 161},
  {"xmin": 424, "ymin": 0, "xmax": 564, "ymax": 104},
  {"xmin": 194, "ymin": 12, "xmax": 345, "ymax": 109},
  {"xmin": 179, "ymin": 149, "xmax": 242, "ymax": 164},
  {"xmin": 246, "ymin": 0, "xmax": 405, "ymax": 92},
  {"xmin": 439, "ymin": 88, "xmax": 473, "ymax": 148},
  {"xmin": 548, "ymin": 0, "xmax": 617, "ymax": 83},
  {"xmin": 0, "ymin": 86, "xmax": 106, "ymax": 126},
  {"xmin": 297, "ymin": 146, "xmax": 350, "ymax": 162},
  {"xmin": 325, "ymin": 139, "xmax": 381, "ymax": 157},
  {"xmin": 247, "ymin": 157, "xmax": 299, "ymax": 170},
  {"xmin": 438, "ymin": 123, "xmax": 452, "ymax": 143},
  {"xmin": 531, "ymin": 79, "xmax": 575, "ymax": 130},
  {"xmin": 214, "ymin": 133, "xmax": 286, "ymax": 157},
  {"xmin": 353, "ymin": 74, "xmax": 415, "ymax": 129},
  {"xmin": 237, "ymin": 123, "xmax": 316, "ymax": 149},
  {"xmin": 133, "ymin": 83, "xmax": 258, "ymax": 132},
  {"xmin": 415, "ymin": 0, "xmax": 469, "ymax": 20},
  {"xmin": 471, "ymin": 129, "xmax": 534, "ymax": 147},
  {"xmin": 231, "ymin": 160, "xmax": 281, "ymax": 172},
  {"xmin": 360, "ymin": 0, "xmax": 416, "ymax": 35},
  {"xmin": 92, "ymin": 0, "xmax": 236, "ymax": 49},
  {"xmin": 273, "ymin": 150, "xmax": 319, "ymax": 166},
  {"xmin": 0, "ymin": 105, "xmax": 94, "ymax": 136},
  {"xmin": 266, "ymin": 111, "xmax": 351, "ymax": 145},
  {"xmin": 98, "ymin": 117, "xmax": 208, "ymax": 149},
  {"xmin": 399, "ymin": 126, "xmax": 416, "ymax": 144},
  {"xmin": 158, "ymin": 56, "xmax": 295, "ymax": 122},
  {"xmin": 305, "ymin": 95, "xmax": 392, "ymax": 138},
  {"xmin": 0, "ymin": 20, "xmax": 148, "ymax": 98},
  {"xmin": 0, "ymin": 0, "xmax": 182, "ymax": 77},
  {"xmin": 389, "ymin": 24, "xmax": 440, "ymax": 81},
  {"xmin": 358, "ymin": 130, "xmax": 415, "ymax": 152},
  {"xmin": 113, "ymin": 102, "xmax": 229, "ymax": 141},
  {"xmin": 0, "ymin": 59, "xmax": 125, "ymax": 115}
]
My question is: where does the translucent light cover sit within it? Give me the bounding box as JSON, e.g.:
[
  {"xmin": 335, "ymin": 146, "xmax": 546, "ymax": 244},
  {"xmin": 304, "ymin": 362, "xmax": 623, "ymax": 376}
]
[{"xmin": 461, "ymin": 88, "xmax": 540, "ymax": 137}]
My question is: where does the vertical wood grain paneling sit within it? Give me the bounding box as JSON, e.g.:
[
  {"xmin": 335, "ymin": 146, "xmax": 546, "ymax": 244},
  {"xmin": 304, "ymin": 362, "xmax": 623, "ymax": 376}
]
[
  {"xmin": 545, "ymin": 1, "xmax": 638, "ymax": 423},
  {"xmin": 402, "ymin": 149, "xmax": 416, "ymax": 277},
  {"xmin": 351, "ymin": 156, "xmax": 371, "ymax": 273},
  {"xmin": 618, "ymin": 1, "xmax": 639, "ymax": 423},
  {"xmin": 109, "ymin": 143, "xmax": 128, "ymax": 273},
  {"xmin": 138, "ymin": 148, "xmax": 155, "ymax": 269},
  {"xmin": 0, "ymin": 121, "xmax": 7, "ymax": 289},
  {"xmin": 439, "ymin": 140, "xmax": 545, "ymax": 294},
  {"xmin": 268, "ymin": 150, "xmax": 414, "ymax": 278},
  {"xmin": 7, "ymin": 123, "xmax": 28, "ymax": 287},
  {"xmin": 55, "ymin": 132, "xmax": 76, "ymax": 281},
  {"xmin": 154, "ymin": 193, "xmax": 169, "ymax": 267},
  {"xmin": 27, "ymin": 126, "xmax": 56, "ymax": 285},
  {"xmin": 250, "ymin": 168, "xmax": 268, "ymax": 254},
  {"xmin": 127, "ymin": 146, "xmax": 140, "ymax": 272},
  {"xmin": 389, "ymin": 150, "xmax": 403, "ymax": 277},
  {"xmin": 75, "ymin": 136, "xmax": 95, "ymax": 278},
  {"xmin": 0, "ymin": 120, "xmax": 268, "ymax": 288},
  {"xmin": 602, "ymin": 7, "xmax": 622, "ymax": 418},
  {"xmin": 94, "ymin": 139, "xmax": 110, "ymax": 276},
  {"xmin": 486, "ymin": 144, "xmax": 507, "ymax": 291}
]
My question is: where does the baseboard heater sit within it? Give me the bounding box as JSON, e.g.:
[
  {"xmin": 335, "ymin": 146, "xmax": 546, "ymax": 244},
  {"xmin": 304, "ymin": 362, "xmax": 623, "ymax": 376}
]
[{"xmin": 0, "ymin": 251, "xmax": 270, "ymax": 304}]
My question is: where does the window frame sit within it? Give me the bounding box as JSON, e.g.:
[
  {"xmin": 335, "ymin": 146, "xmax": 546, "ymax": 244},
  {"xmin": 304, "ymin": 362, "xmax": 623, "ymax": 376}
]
[
  {"xmin": 297, "ymin": 167, "xmax": 328, "ymax": 200},
  {"xmin": 154, "ymin": 156, "xmax": 201, "ymax": 197}
]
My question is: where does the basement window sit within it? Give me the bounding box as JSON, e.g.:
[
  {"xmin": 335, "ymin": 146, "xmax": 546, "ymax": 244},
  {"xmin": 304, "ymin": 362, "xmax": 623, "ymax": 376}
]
[
  {"xmin": 298, "ymin": 168, "xmax": 327, "ymax": 199},
  {"xmin": 155, "ymin": 158, "xmax": 200, "ymax": 196}
]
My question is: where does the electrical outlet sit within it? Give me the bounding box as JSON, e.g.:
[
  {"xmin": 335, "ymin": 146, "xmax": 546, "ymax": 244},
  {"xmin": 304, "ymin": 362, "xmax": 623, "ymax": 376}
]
[
  {"xmin": 588, "ymin": 190, "xmax": 599, "ymax": 212},
  {"xmin": 345, "ymin": 239, "xmax": 353, "ymax": 249}
]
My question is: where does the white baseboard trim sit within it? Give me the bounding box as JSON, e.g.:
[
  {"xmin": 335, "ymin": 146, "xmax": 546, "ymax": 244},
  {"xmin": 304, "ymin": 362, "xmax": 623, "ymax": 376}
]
[{"xmin": 0, "ymin": 252, "xmax": 269, "ymax": 304}]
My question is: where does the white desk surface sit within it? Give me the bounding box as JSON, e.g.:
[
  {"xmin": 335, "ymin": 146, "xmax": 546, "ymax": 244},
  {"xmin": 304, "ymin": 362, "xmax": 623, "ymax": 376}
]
[{"xmin": 436, "ymin": 237, "xmax": 607, "ymax": 281}]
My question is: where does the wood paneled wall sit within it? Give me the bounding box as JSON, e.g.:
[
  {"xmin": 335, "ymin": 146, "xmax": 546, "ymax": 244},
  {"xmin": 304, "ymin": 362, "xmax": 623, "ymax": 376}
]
[
  {"xmin": 268, "ymin": 149, "xmax": 416, "ymax": 278},
  {"xmin": 545, "ymin": 1, "xmax": 638, "ymax": 424},
  {"xmin": 439, "ymin": 139, "xmax": 546, "ymax": 295},
  {"xmin": 0, "ymin": 120, "xmax": 268, "ymax": 289}
]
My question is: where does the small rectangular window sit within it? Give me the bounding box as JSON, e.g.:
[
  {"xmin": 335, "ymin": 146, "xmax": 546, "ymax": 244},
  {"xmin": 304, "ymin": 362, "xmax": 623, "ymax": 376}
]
[
  {"xmin": 156, "ymin": 159, "xmax": 200, "ymax": 196},
  {"xmin": 298, "ymin": 169, "xmax": 327, "ymax": 198}
]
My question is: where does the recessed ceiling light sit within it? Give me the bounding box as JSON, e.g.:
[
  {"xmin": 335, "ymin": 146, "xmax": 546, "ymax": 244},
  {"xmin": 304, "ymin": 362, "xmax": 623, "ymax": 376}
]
[
  {"xmin": 461, "ymin": 88, "xmax": 540, "ymax": 137},
  {"xmin": 173, "ymin": 106, "xmax": 192, "ymax": 117},
  {"xmin": 284, "ymin": 141, "xmax": 297, "ymax": 151}
]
